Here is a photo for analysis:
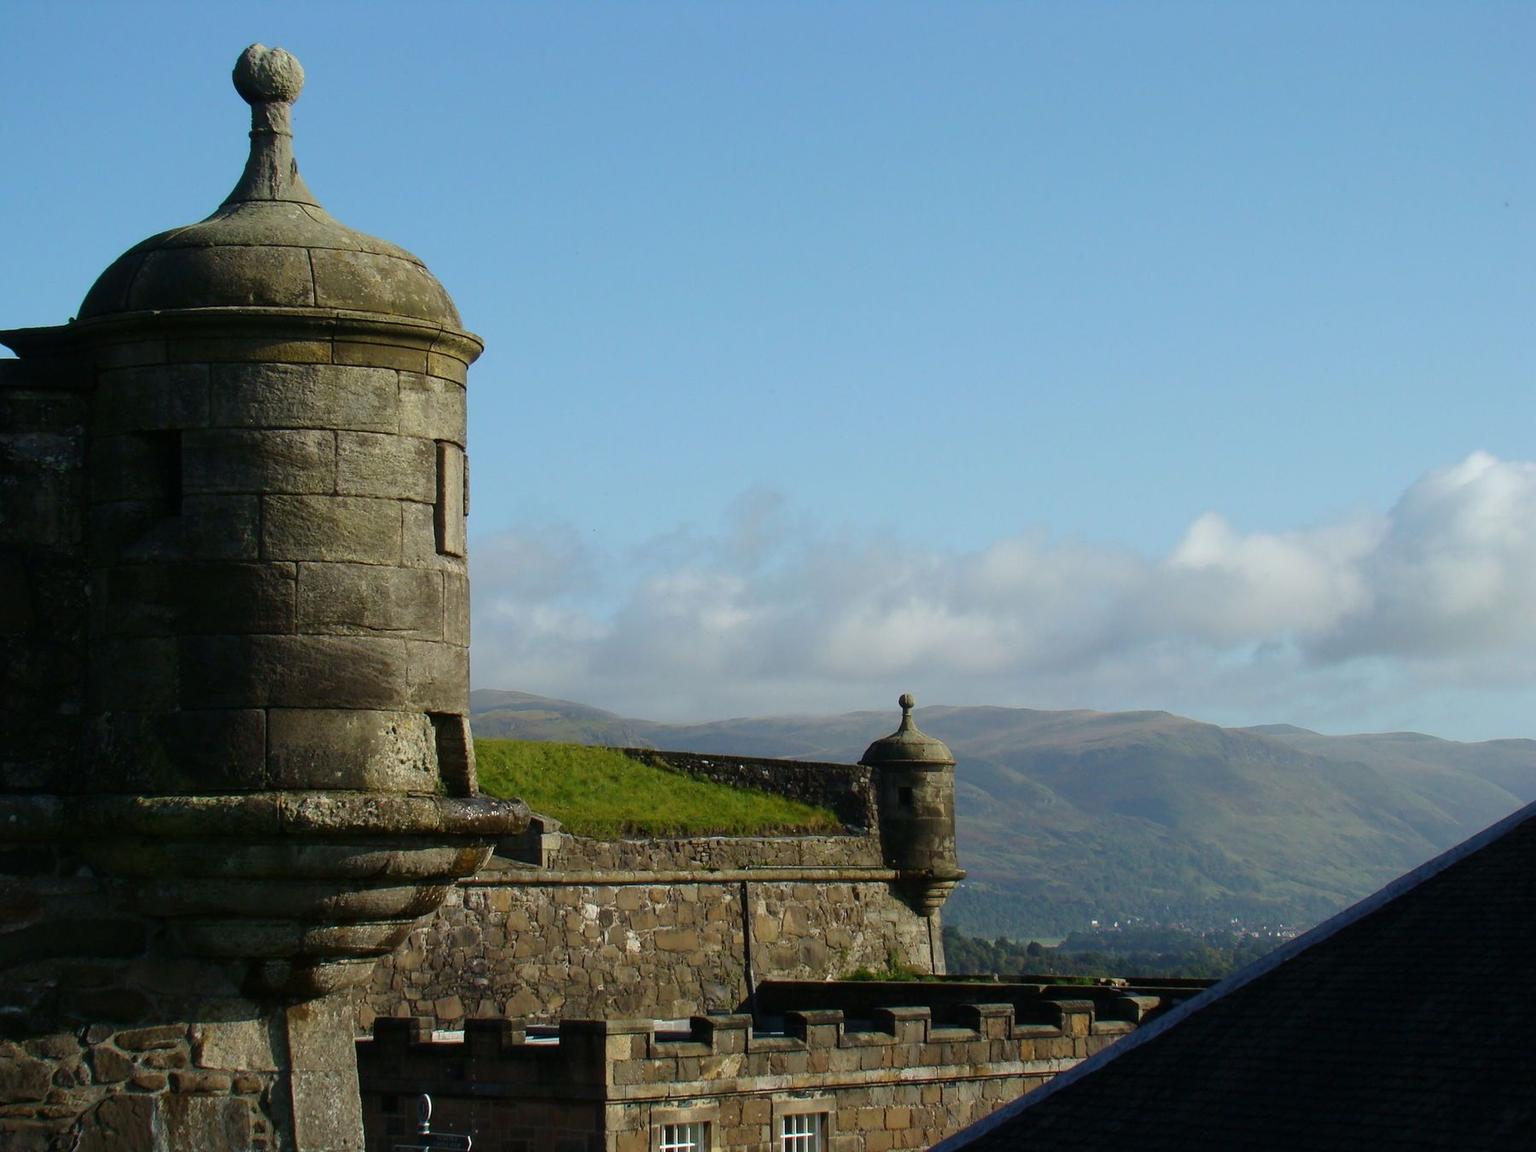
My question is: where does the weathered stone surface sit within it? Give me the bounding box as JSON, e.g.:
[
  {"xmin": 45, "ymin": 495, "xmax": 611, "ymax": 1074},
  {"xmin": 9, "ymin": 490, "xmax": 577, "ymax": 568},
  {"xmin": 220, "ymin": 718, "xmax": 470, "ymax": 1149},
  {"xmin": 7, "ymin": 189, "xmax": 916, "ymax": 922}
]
[
  {"xmin": 0, "ymin": 1055, "xmax": 54, "ymax": 1103},
  {"xmin": 94, "ymin": 562, "xmax": 296, "ymax": 636},
  {"xmin": 333, "ymin": 340, "xmax": 429, "ymax": 373},
  {"xmin": 403, "ymin": 641, "xmax": 469, "ymax": 713},
  {"xmin": 162, "ymin": 1093, "xmax": 254, "ymax": 1152},
  {"xmin": 91, "ymin": 496, "xmax": 262, "ymax": 561},
  {"xmin": 130, "ymin": 245, "xmax": 317, "ymax": 311},
  {"xmin": 89, "ymin": 434, "xmax": 179, "ymax": 504},
  {"xmin": 335, "ymin": 432, "xmax": 435, "ymax": 502},
  {"xmin": 261, "ymin": 495, "xmax": 402, "ymax": 564},
  {"xmin": 311, "ymin": 247, "xmax": 458, "ymax": 328},
  {"xmin": 400, "ymin": 502, "xmax": 462, "ymax": 572},
  {"xmin": 87, "ymin": 1044, "xmax": 133, "ymax": 1083},
  {"xmin": 443, "ymin": 571, "xmax": 469, "ymax": 647},
  {"xmin": 77, "ymin": 1094, "xmax": 157, "ymax": 1152},
  {"xmin": 267, "ymin": 708, "xmax": 437, "ymax": 791},
  {"xmin": 166, "ymin": 336, "xmax": 332, "ymax": 366},
  {"xmin": 94, "ymin": 365, "xmax": 210, "ymax": 434},
  {"xmin": 88, "ymin": 637, "xmax": 178, "ymax": 710},
  {"xmin": 178, "ymin": 635, "xmax": 426, "ymax": 710},
  {"xmin": 191, "ymin": 1017, "xmax": 278, "ymax": 1073},
  {"xmin": 434, "ymin": 443, "xmax": 466, "ymax": 558},
  {"xmin": 183, "ymin": 428, "xmax": 336, "ymax": 494},
  {"xmin": 425, "ymin": 353, "xmax": 468, "ymax": 387},
  {"xmin": 115, "ymin": 1026, "xmax": 187, "ymax": 1052},
  {"xmin": 210, "ymin": 363, "xmax": 398, "ymax": 433},
  {"xmin": 93, "ymin": 339, "xmax": 168, "ymax": 371},
  {"xmin": 397, "ymin": 373, "xmax": 466, "ymax": 443},
  {"xmin": 369, "ymin": 837, "xmax": 931, "ymax": 1025},
  {"xmin": 180, "ymin": 495, "xmax": 263, "ymax": 560},
  {"xmin": 283, "ymin": 997, "xmax": 365, "ymax": 1150},
  {"xmin": 95, "ymin": 709, "xmax": 250, "ymax": 794},
  {"xmin": 296, "ymin": 563, "xmax": 441, "ymax": 639}
]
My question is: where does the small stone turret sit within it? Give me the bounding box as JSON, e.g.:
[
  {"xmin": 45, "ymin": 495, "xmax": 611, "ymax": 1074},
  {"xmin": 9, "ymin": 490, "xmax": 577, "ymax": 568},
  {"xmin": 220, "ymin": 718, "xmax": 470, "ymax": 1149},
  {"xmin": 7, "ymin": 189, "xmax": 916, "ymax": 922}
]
[
  {"xmin": 0, "ymin": 45, "xmax": 527, "ymax": 1151},
  {"xmin": 0, "ymin": 41, "xmax": 523, "ymax": 997},
  {"xmin": 861, "ymin": 694, "xmax": 965, "ymax": 915}
]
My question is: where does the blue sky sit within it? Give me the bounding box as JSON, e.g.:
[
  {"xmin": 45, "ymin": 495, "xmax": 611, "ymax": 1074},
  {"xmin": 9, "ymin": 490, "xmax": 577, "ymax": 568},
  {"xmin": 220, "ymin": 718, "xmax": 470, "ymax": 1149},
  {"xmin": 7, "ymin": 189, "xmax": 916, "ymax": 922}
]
[{"xmin": 5, "ymin": 3, "xmax": 1534, "ymax": 738}]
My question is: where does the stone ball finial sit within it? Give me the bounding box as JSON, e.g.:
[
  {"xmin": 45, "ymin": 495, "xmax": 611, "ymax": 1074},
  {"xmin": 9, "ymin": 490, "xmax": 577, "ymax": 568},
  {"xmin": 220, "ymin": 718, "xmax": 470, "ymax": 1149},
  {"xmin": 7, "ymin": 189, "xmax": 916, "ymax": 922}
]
[
  {"xmin": 233, "ymin": 43, "xmax": 304, "ymax": 105},
  {"xmin": 899, "ymin": 693, "xmax": 916, "ymax": 713}
]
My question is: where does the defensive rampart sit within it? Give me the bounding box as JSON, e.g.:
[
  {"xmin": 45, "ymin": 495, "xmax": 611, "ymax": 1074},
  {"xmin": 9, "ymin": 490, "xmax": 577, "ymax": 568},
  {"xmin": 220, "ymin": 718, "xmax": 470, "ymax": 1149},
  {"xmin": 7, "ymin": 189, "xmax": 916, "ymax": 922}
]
[
  {"xmin": 357, "ymin": 982, "xmax": 1184, "ymax": 1152},
  {"xmin": 365, "ymin": 828, "xmax": 936, "ymax": 1025}
]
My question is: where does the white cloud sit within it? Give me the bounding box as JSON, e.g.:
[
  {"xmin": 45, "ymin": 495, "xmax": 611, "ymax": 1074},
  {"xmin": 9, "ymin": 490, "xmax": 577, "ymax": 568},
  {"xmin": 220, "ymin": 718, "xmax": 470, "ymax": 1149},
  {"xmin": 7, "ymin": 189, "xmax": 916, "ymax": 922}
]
[{"xmin": 468, "ymin": 453, "xmax": 1536, "ymax": 737}]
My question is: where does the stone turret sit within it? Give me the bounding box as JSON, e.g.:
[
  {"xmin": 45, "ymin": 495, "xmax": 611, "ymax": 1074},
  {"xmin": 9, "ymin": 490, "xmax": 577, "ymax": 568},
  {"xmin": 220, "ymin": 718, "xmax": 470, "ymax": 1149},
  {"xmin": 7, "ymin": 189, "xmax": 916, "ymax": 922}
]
[
  {"xmin": 0, "ymin": 45, "xmax": 526, "ymax": 1151},
  {"xmin": 861, "ymin": 694, "xmax": 965, "ymax": 917}
]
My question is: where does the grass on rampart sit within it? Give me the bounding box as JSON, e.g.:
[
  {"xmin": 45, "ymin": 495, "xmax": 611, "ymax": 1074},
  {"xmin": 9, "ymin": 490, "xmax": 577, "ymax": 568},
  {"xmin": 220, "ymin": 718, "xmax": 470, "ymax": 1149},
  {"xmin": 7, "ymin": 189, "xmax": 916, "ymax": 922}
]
[{"xmin": 474, "ymin": 739, "xmax": 841, "ymax": 839}]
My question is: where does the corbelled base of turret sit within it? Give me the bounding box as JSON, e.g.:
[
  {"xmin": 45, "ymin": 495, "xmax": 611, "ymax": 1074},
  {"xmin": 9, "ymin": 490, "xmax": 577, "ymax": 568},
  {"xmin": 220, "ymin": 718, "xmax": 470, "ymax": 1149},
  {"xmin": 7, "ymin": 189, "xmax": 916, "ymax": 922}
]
[{"xmin": 0, "ymin": 789, "xmax": 528, "ymax": 1150}]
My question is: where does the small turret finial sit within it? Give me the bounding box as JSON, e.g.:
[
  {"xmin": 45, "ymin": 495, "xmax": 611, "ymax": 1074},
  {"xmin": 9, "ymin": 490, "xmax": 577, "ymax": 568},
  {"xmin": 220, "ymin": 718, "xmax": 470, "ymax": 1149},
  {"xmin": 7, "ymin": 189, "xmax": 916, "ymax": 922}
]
[
  {"xmin": 223, "ymin": 44, "xmax": 318, "ymax": 208},
  {"xmin": 233, "ymin": 44, "xmax": 305, "ymax": 105},
  {"xmin": 898, "ymin": 693, "xmax": 916, "ymax": 728}
]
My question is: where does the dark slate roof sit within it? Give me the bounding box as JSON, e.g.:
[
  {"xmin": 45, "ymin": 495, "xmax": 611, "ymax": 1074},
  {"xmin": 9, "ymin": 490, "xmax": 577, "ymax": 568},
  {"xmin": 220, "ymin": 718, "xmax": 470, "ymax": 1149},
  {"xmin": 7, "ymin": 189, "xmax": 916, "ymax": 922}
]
[{"xmin": 936, "ymin": 801, "xmax": 1536, "ymax": 1152}]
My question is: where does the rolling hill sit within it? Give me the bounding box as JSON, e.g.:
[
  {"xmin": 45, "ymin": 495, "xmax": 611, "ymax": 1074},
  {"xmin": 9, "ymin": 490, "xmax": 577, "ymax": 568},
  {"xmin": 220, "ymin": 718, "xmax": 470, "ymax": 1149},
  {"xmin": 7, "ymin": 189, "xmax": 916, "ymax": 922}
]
[{"xmin": 469, "ymin": 690, "xmax": 1536, "ymax": 939}]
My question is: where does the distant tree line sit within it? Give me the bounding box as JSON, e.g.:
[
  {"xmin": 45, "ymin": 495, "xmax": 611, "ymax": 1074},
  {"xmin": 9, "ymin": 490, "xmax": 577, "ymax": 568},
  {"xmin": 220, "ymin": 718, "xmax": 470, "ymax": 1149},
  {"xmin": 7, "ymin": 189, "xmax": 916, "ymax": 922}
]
[{"xmin": 942, "ymin": 924, "xmax": 1284, "ymax": 981}]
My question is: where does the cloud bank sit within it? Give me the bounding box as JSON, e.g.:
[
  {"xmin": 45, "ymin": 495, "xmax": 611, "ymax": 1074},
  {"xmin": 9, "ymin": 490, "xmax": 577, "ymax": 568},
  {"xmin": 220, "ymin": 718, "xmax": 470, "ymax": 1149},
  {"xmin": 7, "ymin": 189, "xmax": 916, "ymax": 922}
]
[{"xmin": 470, "ymin": 453, "xmax": 1536, "ymax": 738}]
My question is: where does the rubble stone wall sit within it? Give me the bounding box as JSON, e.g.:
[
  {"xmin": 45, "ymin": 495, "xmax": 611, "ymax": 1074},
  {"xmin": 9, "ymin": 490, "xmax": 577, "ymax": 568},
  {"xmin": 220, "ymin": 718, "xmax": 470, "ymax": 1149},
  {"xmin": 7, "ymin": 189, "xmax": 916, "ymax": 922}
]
[
  {"xmin": 365, "ymin": 834, "xmax": 937, "ymax": 1026},
  {"xmin": 0, "ymin": 848, "xmax": 288, "ymax": 1151}
]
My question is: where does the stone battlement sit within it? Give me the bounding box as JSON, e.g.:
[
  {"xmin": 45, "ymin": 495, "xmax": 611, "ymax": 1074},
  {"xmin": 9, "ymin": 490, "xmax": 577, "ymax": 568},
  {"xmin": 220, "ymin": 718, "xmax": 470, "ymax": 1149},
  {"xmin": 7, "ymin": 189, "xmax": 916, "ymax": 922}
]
[{"xmin": 358, "ymin": 984, "xmax": 1189, "ymax": 1150}]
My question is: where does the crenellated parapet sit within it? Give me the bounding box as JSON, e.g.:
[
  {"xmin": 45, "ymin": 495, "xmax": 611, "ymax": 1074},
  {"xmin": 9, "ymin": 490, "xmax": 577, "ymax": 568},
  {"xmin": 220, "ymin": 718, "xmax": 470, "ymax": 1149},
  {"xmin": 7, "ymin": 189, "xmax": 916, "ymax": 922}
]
[{"xmin": 357, "ymin": 981, "xmax": 1195, "ymax": 1150}]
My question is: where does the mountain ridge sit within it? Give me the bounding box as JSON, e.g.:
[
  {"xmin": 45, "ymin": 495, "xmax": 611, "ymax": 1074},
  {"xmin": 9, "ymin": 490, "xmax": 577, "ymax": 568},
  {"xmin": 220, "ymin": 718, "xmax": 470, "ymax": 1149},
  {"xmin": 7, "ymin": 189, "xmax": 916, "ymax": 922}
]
[{"xmin": 469, "ymin": 690, "xmax": 1536, "ymax": 939}]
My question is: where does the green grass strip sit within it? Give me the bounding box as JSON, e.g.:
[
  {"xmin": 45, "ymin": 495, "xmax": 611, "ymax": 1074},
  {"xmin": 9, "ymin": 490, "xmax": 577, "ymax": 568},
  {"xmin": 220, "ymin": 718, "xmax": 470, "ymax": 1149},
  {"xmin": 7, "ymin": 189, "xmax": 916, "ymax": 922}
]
[{"xmin": 475, "ymin": 739, "xmax": 841, "ymax": 839}]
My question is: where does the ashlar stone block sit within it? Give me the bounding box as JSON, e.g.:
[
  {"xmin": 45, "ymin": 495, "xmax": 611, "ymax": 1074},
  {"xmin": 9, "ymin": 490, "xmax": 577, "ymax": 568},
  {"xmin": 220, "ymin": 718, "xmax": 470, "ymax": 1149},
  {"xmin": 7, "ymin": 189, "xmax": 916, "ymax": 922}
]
[
  {"xmin": 398, "ymin": 374, "xmax": 466, "ymax": 444},
  {"xmin": 95, "ymin": 364, "xmax": 211, "ymax": 434},
  {"xmin": 401, "ymin": 503, "xmax": 462, "ymax": 572},
  {"xmin": 183, "ymin": 429, "xmax": 336, "ymax": 495},
  {"xmin": 180, "ymin": 495, "xmax": 262, "ymax": 561},
  {"xmin": 178, "ymin": 635, "xmax": 414, "ymax": 710},
  {"xmin": 296, "ymin": 563, "xmax": 443, "ymax": 639},
  {"xmin": 267, "ymin": 708, "xmax": 437, "ymax": 791},
  {"xmin": 88, "ymin": 709, "xmax": 266, "ymax": 794},
  {"xmin": 210, "ymin": 363, "xmax": 398, "ymax": 434},
  {"xmin": 443, "ymin": 571, "xmax": 469, "ymax": 646},
  {"xmin": 335, "ymin": 432, "xmax": 435, "ymax": 502},
  {"xmin": 333, "ymin": 340, "xmax": 429, "ymax": 373},
  {"xmin": 262, "ymin": 495, "xmax": 402, "ymax": 564},
  {"xmin": 94, "ymin": 562, "xmax": 296, "ymax": 636},
  {"xmin": 434, "ymin": 443, "xmax": 466, "ymax": 558}
]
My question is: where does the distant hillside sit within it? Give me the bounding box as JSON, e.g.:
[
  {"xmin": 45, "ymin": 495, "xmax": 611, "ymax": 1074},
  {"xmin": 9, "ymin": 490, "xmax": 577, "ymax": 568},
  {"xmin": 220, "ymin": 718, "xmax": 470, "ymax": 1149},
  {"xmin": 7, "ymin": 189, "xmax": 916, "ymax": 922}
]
[{"xmin": 468, "ymin": 691, "xmax": 1536, "ymax": 939}]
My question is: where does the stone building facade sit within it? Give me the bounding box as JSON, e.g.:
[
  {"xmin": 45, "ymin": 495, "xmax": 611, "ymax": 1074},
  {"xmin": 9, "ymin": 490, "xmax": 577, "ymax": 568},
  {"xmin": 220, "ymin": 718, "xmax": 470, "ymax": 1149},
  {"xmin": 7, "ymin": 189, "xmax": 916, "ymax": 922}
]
[
  {"xmin": 356, "ymin": 982, "xmax": 1185, "ymax": 1152},
  {"xmin": 367, "ymin": 829, "xmax": 938, "ymax": 1026},
  {"xmin": 366, "ymin": 741, "xmax": 951, "ymax": 1027}
]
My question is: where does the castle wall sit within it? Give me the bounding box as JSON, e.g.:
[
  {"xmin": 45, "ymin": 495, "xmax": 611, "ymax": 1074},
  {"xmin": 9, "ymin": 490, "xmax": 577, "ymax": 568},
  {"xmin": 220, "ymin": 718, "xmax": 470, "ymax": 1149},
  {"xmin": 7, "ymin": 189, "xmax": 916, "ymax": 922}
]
[
  {"xmin": 357, "ymin": 992, "xmax": 1167, "ymax": 1152},
  {"xmin": 0, "ymin": 359, "xmax": 88, "ymax": 795},
  {"xmin": 0, "ymin": 843, "xmax": 359, "ymax": 1151},
  {"xmin": 365, "ymin": 834, "xmax": 938, "ymax": 1026}
]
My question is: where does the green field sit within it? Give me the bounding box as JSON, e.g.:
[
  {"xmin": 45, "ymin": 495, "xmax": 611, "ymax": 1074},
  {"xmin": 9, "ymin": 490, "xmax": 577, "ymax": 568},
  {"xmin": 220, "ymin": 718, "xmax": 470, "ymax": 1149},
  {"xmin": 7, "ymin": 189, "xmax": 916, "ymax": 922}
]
[{"xmin": 474, "ymin": 739, "xmax": 840, "ymax": 839}]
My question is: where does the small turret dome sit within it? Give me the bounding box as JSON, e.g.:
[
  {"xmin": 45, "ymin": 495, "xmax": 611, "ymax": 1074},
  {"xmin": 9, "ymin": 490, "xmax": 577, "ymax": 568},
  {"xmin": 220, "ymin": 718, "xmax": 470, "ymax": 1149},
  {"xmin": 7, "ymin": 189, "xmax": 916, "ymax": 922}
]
[
  {"xmin": 79, "ymin": 44, "xmax": 461, "ymax": 327},
  {"xmin": 860, "ymin": 694, "xmax": 955, "ymax": 768}
]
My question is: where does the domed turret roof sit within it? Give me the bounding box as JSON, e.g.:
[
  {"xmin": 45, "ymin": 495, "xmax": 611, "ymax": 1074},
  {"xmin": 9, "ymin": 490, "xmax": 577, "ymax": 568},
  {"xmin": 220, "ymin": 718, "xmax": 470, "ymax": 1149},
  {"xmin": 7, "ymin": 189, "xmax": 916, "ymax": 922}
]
[
  {"xmin": 79, "ymin": 44, "xmax": 461, "ymax": 327},
  {"xmin": 859, "ymin": 694, "xmax": 955, "ymax": 767}
]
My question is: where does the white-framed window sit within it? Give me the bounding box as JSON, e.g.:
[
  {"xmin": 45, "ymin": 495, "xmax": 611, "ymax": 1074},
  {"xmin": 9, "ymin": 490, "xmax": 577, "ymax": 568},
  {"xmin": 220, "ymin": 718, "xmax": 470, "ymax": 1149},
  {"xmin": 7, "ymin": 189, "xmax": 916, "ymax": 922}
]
[
  {"xmin": 659, "ymin": 1121, "xmax": 709, "ymax": 1152},
  {"xmin": 653, "ymin": 1104, "xmax": 718, "ymax": 1152},
  {"xmin": 774, "ymin": 1098, "xmax": 833, "ymax": 1152},
  {"xmin": 780, "ymin": 1110, "xmax": 826, "ymax": 1152}
]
